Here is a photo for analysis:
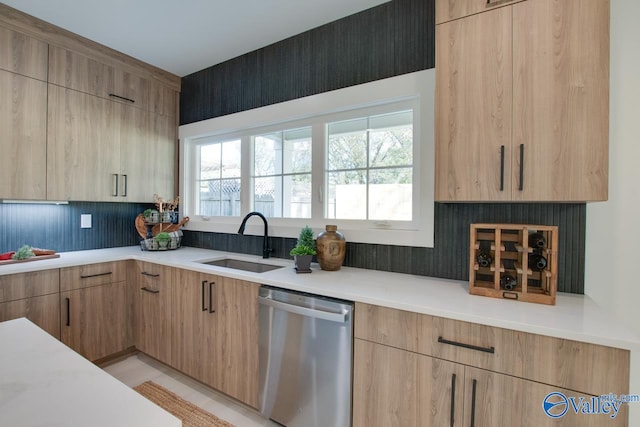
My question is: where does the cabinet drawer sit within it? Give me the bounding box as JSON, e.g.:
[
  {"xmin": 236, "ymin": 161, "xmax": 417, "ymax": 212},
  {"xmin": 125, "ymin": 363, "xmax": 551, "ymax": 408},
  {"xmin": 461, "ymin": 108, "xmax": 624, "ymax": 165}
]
[
  {"xmin": 0, "ymin": 25, "xmax": 47, "ymax": 80},
  {"xmin": 61, "ymin": 261, "xmax": 127, "ymax": 291},
  {"xmin": 137, "ymin": 261, "xmax": 168, "ymax": 291},
  {"xmin": 0, "ymin": 269, "xmax": 59, "ymax": 302},
  {"xmin": 436, "ymin": 0, "xmax": 525, "ymax": 24},
  {"xmin": 523, "ymin": 334, "xmax": 630, "ymax": 397},
  {"xmin": 354, "ymin": 302, "xmax": 419, "ymax": 352},
  {"xmin": 420, "ymin": 315, "xmax": 526, "ymax": 377}
]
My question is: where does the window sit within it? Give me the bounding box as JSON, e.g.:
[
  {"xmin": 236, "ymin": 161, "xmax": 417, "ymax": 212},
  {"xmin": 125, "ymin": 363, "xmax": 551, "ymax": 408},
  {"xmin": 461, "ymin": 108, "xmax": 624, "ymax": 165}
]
[
  {"xmin": 180, "ymin": 69, "xmax": 435, "ymax": 247},
  {"xmin": 326, "ymin": 111, "xmax": 413, "ymax": 221},
  {"xmin": 196, "ymin": 139, "xmax": 241, "ymax": 216},
  {"xmin": 253, "ymin": 127, "xmax": 312, "ymax": 218}
]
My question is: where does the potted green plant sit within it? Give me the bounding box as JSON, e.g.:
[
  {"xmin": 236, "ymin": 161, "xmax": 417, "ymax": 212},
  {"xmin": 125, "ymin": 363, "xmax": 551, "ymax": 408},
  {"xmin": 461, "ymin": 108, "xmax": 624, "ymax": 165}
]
[
  {"xmin": 290, "ymin": 225, "xmax": 316, "ymax": 273},
  {"xmin": 155, "ymin": 231, "xmax": 171, "ymax": 249},
  {"xmin": 143, "ymin": 208, "xmax": 159, "ymax": 224}
]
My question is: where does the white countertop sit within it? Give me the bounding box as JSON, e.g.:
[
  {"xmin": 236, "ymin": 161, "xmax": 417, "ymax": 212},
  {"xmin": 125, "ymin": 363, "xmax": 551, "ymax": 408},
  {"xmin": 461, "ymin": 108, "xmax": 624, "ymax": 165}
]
[
  {"xmin": 0, "ymin": 318, "xmax": 181, "ymax": 427},
  {"xmin": 3, "ymin": 246, "xmax": 640, "ymax": 351}
]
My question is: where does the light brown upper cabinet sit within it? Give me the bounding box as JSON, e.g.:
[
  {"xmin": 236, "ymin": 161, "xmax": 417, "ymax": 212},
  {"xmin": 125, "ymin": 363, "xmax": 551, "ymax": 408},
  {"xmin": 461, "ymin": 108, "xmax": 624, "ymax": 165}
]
[
  {"xmin": 47, "ymin": 85, "xmax": 121, "ymax": 201},
  {"xmin": 0, "ymin": 69, "xmax": 47, "ymax": 200},
  {"xmin": 47, "ymin": 84, "xmax": 175, "ymax": 202},
  {"xmin": 436, "ymin": 0, "xmax": 525, "ymax": 24},
  {"xmin": 0, "ymin": 25, "xmax": 47, "ymax": 80},
  {"xmin": 435, "ymin": 0, "xmax": 609, "ymax": 202},
  {"xmin": 49, "ymin": 46, "xmax": 177, "ymax": 118},
  {"xmin": 0, "ymin": 25, "xmax": 48, "ymax": 200}
]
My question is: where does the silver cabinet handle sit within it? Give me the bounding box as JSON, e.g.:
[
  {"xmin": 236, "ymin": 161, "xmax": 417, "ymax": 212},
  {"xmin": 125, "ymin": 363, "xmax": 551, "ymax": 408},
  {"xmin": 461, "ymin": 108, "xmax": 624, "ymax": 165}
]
[
  {"xmin": 121, "ymin": 174, "xmax": 127, "ymax": 197},
  {"xmin": 112, "ymin": 174, "xmax": 119, "ymax": 196},
  {"xmin": 258, "ymin": 296, "xmax": 348, "ymax": 323}
]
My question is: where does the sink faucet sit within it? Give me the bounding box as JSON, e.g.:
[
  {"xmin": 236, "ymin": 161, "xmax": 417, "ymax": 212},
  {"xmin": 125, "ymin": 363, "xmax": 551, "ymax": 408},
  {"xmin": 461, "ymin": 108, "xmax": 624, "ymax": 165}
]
[{"xmin": 238, "ymin": 211, "xmax": 272, "ymax": 259}]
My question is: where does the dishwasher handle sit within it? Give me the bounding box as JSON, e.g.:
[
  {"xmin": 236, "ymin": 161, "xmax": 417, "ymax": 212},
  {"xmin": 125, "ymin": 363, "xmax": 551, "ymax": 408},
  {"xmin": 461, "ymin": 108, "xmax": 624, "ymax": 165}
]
[{"xmin": 258, "ymin": 296, "xmax": 349, "ymax": 323}]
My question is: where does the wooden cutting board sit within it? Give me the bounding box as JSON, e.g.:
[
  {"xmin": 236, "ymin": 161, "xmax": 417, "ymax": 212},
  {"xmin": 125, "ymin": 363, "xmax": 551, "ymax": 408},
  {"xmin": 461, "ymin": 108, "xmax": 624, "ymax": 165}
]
[{"xmin": 0, "ymin": 254, "xmax": 60, "ymax": 266}]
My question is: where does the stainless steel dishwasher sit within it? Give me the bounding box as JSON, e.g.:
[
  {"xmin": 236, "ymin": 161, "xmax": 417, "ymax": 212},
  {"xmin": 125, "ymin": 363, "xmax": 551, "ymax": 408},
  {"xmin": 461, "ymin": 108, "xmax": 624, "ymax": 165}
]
[{"xmin": 258, "ymin": 285, "xmax": 353, "ymax": 427}]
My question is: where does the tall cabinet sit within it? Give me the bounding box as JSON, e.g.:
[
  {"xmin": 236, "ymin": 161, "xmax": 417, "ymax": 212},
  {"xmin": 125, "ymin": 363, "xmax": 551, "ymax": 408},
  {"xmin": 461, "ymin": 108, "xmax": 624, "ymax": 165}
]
[
  {"xmin": 0, "ymin": 4, "xmax": 180, "ymax": 202},
  {"xmin": 0, "ymin": 26, "xmax": 47, "ymax": 200},
  {"xmin": 435, "ymin": 0, "xmax": 609, "ymax": 201}
]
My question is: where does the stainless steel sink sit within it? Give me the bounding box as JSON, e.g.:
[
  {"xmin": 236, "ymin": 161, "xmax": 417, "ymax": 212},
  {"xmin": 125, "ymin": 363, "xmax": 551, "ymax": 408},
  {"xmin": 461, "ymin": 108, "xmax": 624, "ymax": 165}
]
[{"xmin": 200, "ymin": 258, "xmax": 284, "ymax": 273}]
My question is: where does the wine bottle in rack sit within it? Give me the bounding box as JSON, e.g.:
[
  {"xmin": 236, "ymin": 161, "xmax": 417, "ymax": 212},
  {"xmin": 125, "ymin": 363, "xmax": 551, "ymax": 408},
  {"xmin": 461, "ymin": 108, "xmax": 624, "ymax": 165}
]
[
  {"xmin": 500, "ymin": 274, "xmax": 517, "ymax": 290},
  {"xmin": 476, "ymin": 241, "xmax": 492, "ymax": 268},
  {"xmin": 528, "ymin": 232, "xmax": 546, "ymax": 249},
  {"xmin": 528, "ymin": 252, "xmax": 548, "ymax": 271},
  {"xmin": 477, "ymin": 251, "xmax": 492, "ymax": 268}
]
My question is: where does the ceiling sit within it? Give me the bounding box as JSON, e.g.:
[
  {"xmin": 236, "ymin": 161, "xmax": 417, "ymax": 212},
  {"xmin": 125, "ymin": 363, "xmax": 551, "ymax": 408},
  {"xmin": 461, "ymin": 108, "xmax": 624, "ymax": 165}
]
[{"xmin": 3, "ymin": 0, "xmax": 390, "ymax": 77}]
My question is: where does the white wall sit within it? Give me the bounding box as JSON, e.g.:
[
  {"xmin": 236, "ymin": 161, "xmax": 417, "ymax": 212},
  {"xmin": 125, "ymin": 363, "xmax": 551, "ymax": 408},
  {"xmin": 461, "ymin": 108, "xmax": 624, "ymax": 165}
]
[{"xmin": 585, "ymin": 0, "xmax": 640, "ymax": 423}]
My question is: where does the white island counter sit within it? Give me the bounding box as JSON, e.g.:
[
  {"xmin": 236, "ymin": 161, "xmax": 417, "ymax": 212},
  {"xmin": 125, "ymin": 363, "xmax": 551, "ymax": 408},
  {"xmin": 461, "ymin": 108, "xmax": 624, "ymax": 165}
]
[{"xmin": 0, "ymin": 318, "xmax": 181, "ymax": 427}]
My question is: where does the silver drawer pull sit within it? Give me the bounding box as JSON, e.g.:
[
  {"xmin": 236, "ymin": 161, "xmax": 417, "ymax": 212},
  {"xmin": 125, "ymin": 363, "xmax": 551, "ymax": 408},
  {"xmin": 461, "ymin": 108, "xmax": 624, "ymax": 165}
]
[{"xmin": 438, "ymin": 336, "xmax": 495, "ymax": 354}]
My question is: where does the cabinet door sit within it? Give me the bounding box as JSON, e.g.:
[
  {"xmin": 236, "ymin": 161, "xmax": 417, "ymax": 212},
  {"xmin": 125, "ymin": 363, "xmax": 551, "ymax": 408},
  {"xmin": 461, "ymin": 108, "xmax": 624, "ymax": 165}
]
[
  {"xmin": 172, "ymin": 268, "xmax": 216, "ymax": 385},
  {"xmin": 213, "ymin": 277, "xmax": 259, "ymax": 408},
  {"xmin": 463, "ymin": 366, "xmax": 525, "ymax": 427},
  {"xmin": 61, "ymin": 281, "xmax": 129, "ymax": 361},
  {"xmin": 48, "ymin": 46, "xmax": 115, "ymax": 98},
  {"xmin": 0, "ymin": 26, "xmax": 47, "ymax": 80},
  {"xmin": 435, "ymin": 7, "xmax": 513, "ymax": 201},
  {"xmin": 520, "ymin": 377, "xmax": 627, "ymax": 427},
  {"xmin": 0, "ymin": 70, "xmax": 47, "ymax": 199},
  {"xmin": 119, "ymin": 103, "xmax": 175, "ymax": 202},
  {"xmin": 512, "ymin": 0, "xmax": 609, "ymax": 201},
  {"xmin": 136, "ymin": 263, "xmax": 172, "ymax": 365},
  {"xmin": 417, "ymin": 355, "xmax": 465, "ymax": 427},
  {"xmin": 436, "ymin": 0, "xmax": 524, "ymax": 24},
  {"xmin": 0, "ymin": 294, "xmax": 60, "ymax": 339},
  {"xmin": 47, "ymin": 84, "xmax": 120, "ymax": 201},
  {"xmin": 464, "ymin": 366, "xmax": 626, "ymax": 427},
  {"xmin": 353, "ymin": 339, "xmax": 418, "ymax": 427}
]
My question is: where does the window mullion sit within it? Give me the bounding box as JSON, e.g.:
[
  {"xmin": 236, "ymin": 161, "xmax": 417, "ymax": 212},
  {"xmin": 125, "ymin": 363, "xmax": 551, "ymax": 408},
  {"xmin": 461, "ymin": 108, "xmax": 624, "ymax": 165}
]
[
  {"xmin": 312, "ymin": 122, "xmax": 325, "ymax": 221},
  {"xmin": 240, "ymin": 136, "xmax": 252, "ymax": 215}
]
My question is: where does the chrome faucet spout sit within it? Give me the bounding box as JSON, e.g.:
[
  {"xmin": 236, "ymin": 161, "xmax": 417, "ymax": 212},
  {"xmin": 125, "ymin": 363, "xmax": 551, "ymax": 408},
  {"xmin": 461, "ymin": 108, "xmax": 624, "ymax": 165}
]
[{"xmin": 238, "ymin": 211, "xmax": 272, "ymax": 258}]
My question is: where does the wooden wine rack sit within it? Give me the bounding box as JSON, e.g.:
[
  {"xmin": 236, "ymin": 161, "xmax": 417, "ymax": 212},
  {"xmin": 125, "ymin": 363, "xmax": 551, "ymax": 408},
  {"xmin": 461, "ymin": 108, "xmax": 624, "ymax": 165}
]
[{"xmin": 469, "ymin": 223, "xmax": 558, "ymax": 305}]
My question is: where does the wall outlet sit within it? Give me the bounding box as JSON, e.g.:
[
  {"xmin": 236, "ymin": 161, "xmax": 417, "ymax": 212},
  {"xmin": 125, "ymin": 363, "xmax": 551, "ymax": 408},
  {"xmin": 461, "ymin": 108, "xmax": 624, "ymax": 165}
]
[{"xmin": 81, "ymin": 214, "xmax": 92, "ymax": 229}]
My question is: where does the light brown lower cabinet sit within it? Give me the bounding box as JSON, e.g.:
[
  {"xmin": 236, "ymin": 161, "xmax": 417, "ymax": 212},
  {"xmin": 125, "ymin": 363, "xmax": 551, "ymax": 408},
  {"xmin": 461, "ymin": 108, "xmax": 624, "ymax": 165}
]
[
  {"xmin": 0, "ymin": 294, "xmax": 60, "ymax": 338},
  {"xmin": 136, "ymin": 262, "xmax": 173, "ymax": 365},
  {"xmin": 213, "ymin": 277, "xmax": 259, "ymax": 409},
  {"xmin": 354, "ymin": 339, "xmax": 627, "ymax": 427},
  {"xmin": 172, "ymin": 268, "xmax": 216, "ymax": 384},
  {"xmin": 170, "ymin": 269, "xmax": 259, "ymax": 409},
  {"xmin": 0, "ymin": 269, "xmax": 60, "ymax": 338},
  {"xmin": 61, "ymin": 281, "xmax": 130, "ymax": 361}
]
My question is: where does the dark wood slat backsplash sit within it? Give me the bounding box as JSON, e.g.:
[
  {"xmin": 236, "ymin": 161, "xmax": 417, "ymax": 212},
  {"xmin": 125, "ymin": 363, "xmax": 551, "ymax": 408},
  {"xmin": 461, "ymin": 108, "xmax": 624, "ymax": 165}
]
[
  {"xmin": 180, "ymin": 0, "xmax": 435, "ymax": 125},
  {"xmin": 0, "ymin": 202, "xmax": 149, "ymax": 253},
  {"xmin": 183, "ymin": 203, "xmax": 586, "ymax": 294}
]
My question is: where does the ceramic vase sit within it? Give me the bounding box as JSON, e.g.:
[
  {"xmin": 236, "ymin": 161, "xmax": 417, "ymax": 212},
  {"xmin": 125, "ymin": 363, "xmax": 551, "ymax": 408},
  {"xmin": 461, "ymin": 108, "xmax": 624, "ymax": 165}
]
[{"xmin": 316, "ymin": 225, "xmax": 346, "ymax": 271}]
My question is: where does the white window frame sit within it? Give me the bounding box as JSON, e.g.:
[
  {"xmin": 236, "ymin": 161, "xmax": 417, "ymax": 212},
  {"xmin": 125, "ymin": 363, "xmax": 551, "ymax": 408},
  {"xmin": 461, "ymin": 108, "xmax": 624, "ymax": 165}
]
[{"xmin": 179, "ymin": 69, "xmax": 435, "ymax": 247}]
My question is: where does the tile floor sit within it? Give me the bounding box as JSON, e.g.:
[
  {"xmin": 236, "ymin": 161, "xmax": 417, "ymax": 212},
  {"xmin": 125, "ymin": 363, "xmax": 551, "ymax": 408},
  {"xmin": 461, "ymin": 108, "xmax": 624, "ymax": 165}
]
[{"xmin": 103, "ymin": 353, "xmax": 279, "ymax": 427}]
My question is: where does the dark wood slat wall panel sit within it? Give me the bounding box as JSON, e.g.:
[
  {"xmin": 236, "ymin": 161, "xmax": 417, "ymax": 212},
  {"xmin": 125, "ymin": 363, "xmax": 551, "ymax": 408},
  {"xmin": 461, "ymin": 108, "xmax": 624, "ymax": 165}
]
[
  {"xmin": 178, "ymin": 0, "xmax": 586, "ymax": 294},
  {"xmin": 180, "ymin": 0, "xmax": 434, "ymax": 125},
  {"xmin": 0, "ymin": 202, "xmax": 149, "ymax": 253},
  {"xmin": 183, "ymin": 203, "xmax": 586, "ymax": 294}
]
